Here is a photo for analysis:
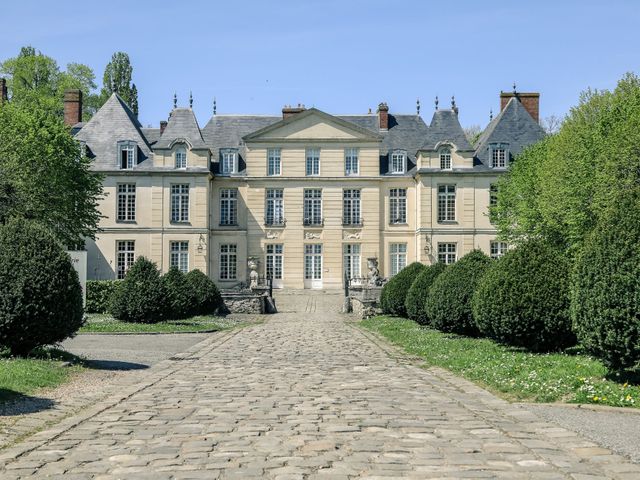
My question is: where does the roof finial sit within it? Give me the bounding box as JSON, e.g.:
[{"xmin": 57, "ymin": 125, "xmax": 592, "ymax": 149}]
[
  {"xmin": 489, "ymin": 108, "xmax": 493, "ymax": 121},
  {"xmin": 416, "ymin": 98, "xmax": 420, "ymax": 115},
  {"xmin": 451, "ymin": 95, "xmax": 456, "ymax": 109},
  {"xmin": 513, "ymin": 82, "xmax": 517, "ymax": 94},
  {"xmin": 173, "ymin": 92, "xmax": 177, "ymax": 109},
  {"xmin": 189, "ymin": 91, "xmax": 193, "ymax": 108},
  {"xmin": 435, "ymin": 95, "xmax": 439, "ymax": 110},
  {"xmin": 213, "ymin": 97, "xmax": 217, "ymax": 116}
]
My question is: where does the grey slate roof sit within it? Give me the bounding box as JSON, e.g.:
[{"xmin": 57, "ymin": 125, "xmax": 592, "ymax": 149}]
[
  {"xmin": 474, "ymin": 97, "xmax": 546, "ymax": 166},
  {"xmin": 155, "ymin": 108, "xmax": 207, "ymax": 149},
  {"xmin": 422, "ymin": 109, "xmax": 473, "ymax": 151},
  {"xmin": 201, "ymin": 115, "xmax": 280, "ymax": 159},
  {"xmin": 141, "ymin": 128, "xmax": 161, "ymax": 146}
]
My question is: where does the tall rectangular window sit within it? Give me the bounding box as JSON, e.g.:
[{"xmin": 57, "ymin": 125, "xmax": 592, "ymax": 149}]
[
  {"xmin": 220, "ymin": 188, "xmax": 238, "ymax": 225},
  {"xmin": 438, "ymin": 185, "xmax": 456, "ymax": 222},
  {"xmin": 492, "ymin": 148, "xmax": 507, "ymax": 168},
  {"xmin": 219, "ymin": 244, "xmax": 237, "ymax": 280},
  {"xmin": 116, "ymin": 183, "xmax": 136, "ymax": 222},
  {"xmin": 390, "ymin": 151, "xmax": 406, "ymax": 174},
  {"xmin": 171, "ymin": 184, "xmax": 189, "ymax": 222},
  {"xmin": 170, "ymin": 241, "xmax": 189, "ymax": 273},
  {"xmin": 438, "ymin": 243, "xmax": 457, "ymax": 264},
  {"xmin": 116, "ymin": 240, "xmax": 135, "ymax": 279},
  {"xmin": 303, "ymin": 189, "xmax": 322, "ymax": 226},
  {"xmin": 390, "ymin": 243, "xmax": 407, "ymax": 276},
  {"xmin": 305, "ymin": 148, "xmax": 320, "ymax": 176},
  {"xmin": 343, "ymin": 244, "xmax": 361, "ymax": 280},
  {"xmin": 119, "ymin": 143, "xmax": 136, "ymax": 170},
  {"xmin": 343, "ymin": 189, "xmax": 361, "ymax": 225},
  {"xmin": 345, "ymin": 148, "xmax": 359, "ymax": 175},
  {"xmin": 440, "ymin": 148, "xmax": 452, "ymax": 169},
  {"xmin": 267, "ymin": 148, "xmax": 281, "ymax": 176},
  {"xmin": 389, "ymin": 188, "xmax": 407, "ymax": 224},
  {"xmin": 221, "ymin": 151, "xmax": 237, "ymax": 174},
  {"xmin": 490, "ymin": 184, "xmax": 498, "ymax": 207},
  {"xmin": 175, "ymin": 147, "xmax": 187, "ymax": 169},
  {"xmin": 265, "ymin": 189, "xmax": 285, "ymax": 226},
  {"xmin": 490, "ymin": 241, "xmax": 508, "ymax": 259},
  {"xmin": 266, "ymin": 244, "xmax": 283, "ymax": 280}
]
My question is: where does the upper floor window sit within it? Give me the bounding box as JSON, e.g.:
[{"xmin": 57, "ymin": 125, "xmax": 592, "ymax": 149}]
[
  {"xmin": 490, "ymin": 184, "xmax": 498, "ymax": 207},
  {"xmin": 116, "ymin": 183, "xmax": 136, "ymax": 222},
  {"xmin": 220, "ymin": 149, "xmax": 238, "ymax": 174},
  {"xmin": 303, "ymin": 189, "xmax": 323, "ymax": 226},
  {"xmin": 345, "ymin": 148, "xmax": 359, "ymax": 175},
  {"xmin": 305, "ymin": 148, "xmax": 320, "ymax": 176},
  {"xmin": 265, "ymin": 189, "xmax": 285, "ymax": 226},
  {"xmin": 343, "ymin": 189, "xmax": 361, "ymax": 226},
  {"xmin": 440, "ymin": 147, "xmax": 452, "ymax": 170},
  {"xmin": 390, "ymin": 150, "xmax": 406, "ymax": 174},
  {"xmin": 175, "ymin": 146, "xmax": 187, "ymax": 169},
  {"xmin": 267, "ymin": 148, "xmax": 281, "ymax": 176},
  {"xmin": 490, "ymin": 145, "xmax": 509, "ymax": 168},
  {"xmin": 220, "ymin": 188, "xmax": 238, "ymax": 226},
  {"xmin": 389, "ymin": 188, "xmax": 407, "ymax": 224},
  {"xmin": 437, "ymin": 185, "xmax": 456, "ymax": 222},
  {"xmin": 170, "ymin": 184, "xmax": 189, "ymax": 223},
  {"xmin": 118, "ymin": 141, "xmax": 137, "ymax": 170}
]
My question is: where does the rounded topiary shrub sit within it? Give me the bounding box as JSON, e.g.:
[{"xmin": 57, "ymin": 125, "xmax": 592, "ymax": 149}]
[
  {"xmin": 109, "ymin": 257, "xmax": 168, "ymax": 323},
  {"xmin": 185, "ymin": 269, "xmax": 222, "ymax": 316},
  {"xmin": 572, "ymin": 193, "xmax": 640, "ymax": 371},
  {"xmin": 425, "ymin": 250, "xmax": 491, "ymax": 336},
  {"xmin": 86, "ymin": 280, "xmax": 120, "ymax": 313},
  {"xmin": 0, "ymin": 219, "xmax": 84, "ymax": 356},
  {"xmin": 472, "ymin": 240, "xmax": 575, "ymax": 352},
  {"xmin": 162, "ymin": 267, "xmax": 195, "ymax": 319},
  {"xmin": 380, "ymin": 262, "xmax": 428, "ymax": 317},
  {"xmin": 405, "ymin": 263, "xmax": 447, "ymax": 324}
]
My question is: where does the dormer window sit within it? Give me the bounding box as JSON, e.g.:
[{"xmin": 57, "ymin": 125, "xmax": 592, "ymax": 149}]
[
  {"xmin": 175, "ymin": 146, "xmax": 187, "ymax": 169},
  {"xmin": 490, "ymin": 144, "xmax": 509, "ymax": 168},
  {"xmin": 390, "ymin": 150, "xmax": 406, "ymax": 174},
  {"xmin": 118, "ymin": 141, "xmax": 137, "ymax": 170},
  {"xmin": 439, "ymin": 147, "xmax": 452, "ymax": 170},
  {"xmin": 220, "ymin": 149, "xmax": 238, "ymax": 174}
]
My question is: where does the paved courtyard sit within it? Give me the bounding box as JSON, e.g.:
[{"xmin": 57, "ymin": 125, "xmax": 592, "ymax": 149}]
[{"xmin": 1, "ymin": 291, "xmax": 639, "ymax": 479}]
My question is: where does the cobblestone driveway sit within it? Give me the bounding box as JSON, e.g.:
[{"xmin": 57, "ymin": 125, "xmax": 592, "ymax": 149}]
[{"xmin": 1, "ymin": 291, "xmax": 639, "ymax": 479}]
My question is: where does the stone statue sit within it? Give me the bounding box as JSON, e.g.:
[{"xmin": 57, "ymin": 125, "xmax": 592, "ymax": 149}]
[
  {"xmin": 367, "ymin": 257, "xmax": 383, "ymax": 287},
  {"xmin": 248, "ymin": 258, "xmax": 259, "ymax": 289}
]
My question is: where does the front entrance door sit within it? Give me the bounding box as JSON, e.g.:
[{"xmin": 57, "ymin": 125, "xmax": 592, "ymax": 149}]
[
  {"xmin": 304, "ymin": 244, "xmax": 323, "ymax": 289},
  {"xmin": 265, "ymin": 244, "xmax": 283, "ymax": 289}
]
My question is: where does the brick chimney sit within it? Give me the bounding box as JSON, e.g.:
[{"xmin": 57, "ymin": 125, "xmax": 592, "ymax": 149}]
[
  {"xmin": 282, "ymin": 103, "xmax": 306, "ymax": 120},
  {"xmin": 64, "ymin": 89, "xmax": 83, "ymax": 126},
  {"xmin": 377, "ymin": 102, "xmax": 389, "ymax": 130},
  {"xmin": 160, "ymin": 120, "xmax": 168, "ymax": 135},
  {"xmin": 0, "ymin": 78, "xmax": 7, "ymax": 105},
  {"xmin": 500, "ymin": 91, "xmax": 540, "ymax": 123}
]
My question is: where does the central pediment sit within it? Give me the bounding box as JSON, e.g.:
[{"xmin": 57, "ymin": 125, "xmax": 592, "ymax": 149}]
[{"xmin": 243, "ymin": 108, "xmax": 382, "ymax": 143}]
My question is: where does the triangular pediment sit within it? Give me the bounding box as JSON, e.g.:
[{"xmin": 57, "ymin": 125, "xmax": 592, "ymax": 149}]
[{"xmin": 243, "ymin": 108, "xmax": 382, "ymax": 142}]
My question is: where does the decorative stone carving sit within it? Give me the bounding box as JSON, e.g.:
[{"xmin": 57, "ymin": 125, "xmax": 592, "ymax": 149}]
[
  {"xmin": 367, "ymin": 257, "xmax": 384, "ymax": 287},
  {"xmin": 266, "ymin": 230, "xmax": 280, "ymax": 239},
  {"xmin": 248, "ymin": 258, "xmax": 259, "ymax": 289},
  {"xmin": 304, "ymin": 231, "xmax": 321, "ymax": 240},
  {"xmin": 343, "ymin": 230, "xmax": 361, "ymax": 240}
]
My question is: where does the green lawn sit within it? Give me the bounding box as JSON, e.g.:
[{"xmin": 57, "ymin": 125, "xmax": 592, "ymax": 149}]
[
  {"xmin": 80, "ymin": 313, "xmax": 242, "ymax": 334},
  {"xmin": 361, "ymin": 316, "xmax": 639, "ymax": 408}
]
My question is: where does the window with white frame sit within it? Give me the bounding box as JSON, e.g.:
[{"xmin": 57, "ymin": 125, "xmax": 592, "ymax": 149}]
[
  {"xmin": 440, "ymin": 147, "xmax": 452, "ymax": 169},
  {"xmin": 490, "ymin": 184, "xmax": 498, "ymax": 207},
  {"xmin": 491, "ymin": 147, "xmax": 507, "ymax": 168},
  {"xmin": 170, "ymin": 241, "xmax": 189, "ymax": 272},
  {"xmin": 345, "ymin": 147, "xmax": 359, "ymax": 175},
  {"xmin": 343, "ymin": 244, "xmax": 361, "ymax": 280},
  {"xmin": 267, "ymin": 148, "xmax": 281, "ymax": 176},
  {"xmin": 390, "ymin": 150, "xmax": 406, "ymax": 174},
  {"xmin": 116, "ymin": 183, "xmax": 136, "ymax": 222},
  {"xmin": 220, "ymin": 188, "xmax": 238, "ymax": 225},
  {"xmin": 220, "ymin": 150, "xmax": 238, "ymax": 174},
  {"xmin": 389, "ymin": 188, "xmax": 407, "ymax": 224},
  {"xmin": 170, "ymin": 184, "xmax": 189, "ymax": 222},
  {"xmin": 118, "ymin": 142, "xmax": 136, "ymax": 169},
  {"xmin": 303, "ymin": 189, "xmax": 322, "ymax": 225},
  {"xmin": 265, "ymin": 189, "xmax": 285, "ymax": 225},
  {"xmin": 175, "ymin": 146, "xmax": 187, "ymax": 168},
  {"xmin": 390, "ymin": 243, "xmax": 407, "ymax": 276},
  {"xmin": 438, "ymin": 243, "xmax": 457, "ymax": 264},
  {"xmin": 437, "ymin": 185, "xmax": 456, "ymax": 222},
  {"xmin": 116, "ymin": 240, "xmax": 135, "ymax": 279},
  {"xmin": 219, "ymin": 244, "xmax": 237, "ymax": 280},
  {"xmin": 343, "ymin": 189, "xmax": 361, "ymax": 225},
  {"xmin": 305, "ymin": 148, "xmax": 320, "ymax": 176},
  {"xmin": 266, "ymin": 244, "xmax": 283, "ymax": 280},
  {"xmin": 490, "ymin": 241, "xmax": 508, "ymax": 259}
]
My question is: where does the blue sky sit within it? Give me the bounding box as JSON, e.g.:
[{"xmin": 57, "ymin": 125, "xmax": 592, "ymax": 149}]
[{"xmin": 2, "ymin": 0, "xmax": 639, "ymax": 129}]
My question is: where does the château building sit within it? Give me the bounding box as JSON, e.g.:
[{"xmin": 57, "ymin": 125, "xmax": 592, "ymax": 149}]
[{"xmin": 68, "ymin": 89, "xmax": 545, "ymax": 289}]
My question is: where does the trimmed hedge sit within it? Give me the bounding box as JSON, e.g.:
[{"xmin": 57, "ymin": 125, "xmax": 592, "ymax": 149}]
[
  {"xmin": 380, "ymin": 262, "xmax": 428, "ymax": 317},
  {"xmin": 185, "ymin": 269, "xmax": 222, "ymax": 316},
  {"xmin": 572, "ymin": 192, "xmax": 640, "ymax": 371},
  {"xmin": 472, "ymin": 240, "xmax": 575, "ymax": 352},
  {"xmin": 405, "ymin": 263, "xmax": 447, "ymax": 324},
  {"xmin": 109, "ymin": 257, "xmax": 168, "ymax": 323},
  {"xmin": 86, "ymin": 280, "xmax": 120, "ymax": 313},
  {"xmin": 162, "ymin": 267, "xmax": 195, "ymax": 319},
  {"xmin": 425, "ymin": 250, "xmax": 491, "ymax": 336},
  {"xmin": 0, "ymin": 219, "xmax": 84, "ymax": 356}
]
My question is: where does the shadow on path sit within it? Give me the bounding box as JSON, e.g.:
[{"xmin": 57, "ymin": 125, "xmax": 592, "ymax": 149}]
[
  {"xmin": 83, "ymin": 360, "xmax": 149, "ymax": 371},
  {"xmin": 0, "ymin": 390, "xmax": 56, "ymax": 416}
]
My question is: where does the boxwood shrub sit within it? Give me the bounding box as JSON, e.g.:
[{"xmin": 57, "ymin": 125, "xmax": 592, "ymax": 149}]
[
  {"xmin": 380, "ymin": 262, "xmax": 428, "ymax": 317},
  {"xmin": 472, "ymin": 240, "xmax": 575, "ymax": 352},
  {"xmin": 572, "ymin": 193, "xmax": 640, "ymax": 371},
  {"xmin": 185, "ymin": 269, "xmax": 222, "ymax": 316},
  {"xmin": 162, "ymin": 267, "xmax": 195, "ymax": 319},
  {"xmin": 425, "ymin": 250, "xmax": 491, "ymax": 336},
  {"xmin": 0, "ymin": 219, "xmax": 84, "ymax": 356},
  {"xmin": 86, "ymin": 280, "xmax": 120, "ymax": 313},
  {"xmin": 405, "ymin": 263, "xmax": 447, "ymax": 324}
]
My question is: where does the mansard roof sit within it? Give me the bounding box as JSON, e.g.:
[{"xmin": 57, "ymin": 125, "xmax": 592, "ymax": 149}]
[
  {"xmin": 155, "ymin": 107, "xmax": 207, "ymax": 150},
  {"xmin": 201, "ymin": 115, "xmax": 280, "ymax": 159},
  {"xmin": 421, "ymin": 109, "xmax": 472, "ymax": 151}
]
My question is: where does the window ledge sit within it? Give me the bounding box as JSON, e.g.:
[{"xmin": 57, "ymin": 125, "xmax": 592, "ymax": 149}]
[
  {"xmin": 170, "ymin": 221, "xmax": 192, "ymax": 226},
  {"xmin": 115, "ymin": 220, "xmax": 137, "ymax": 224},
  {"xmin": 438, "ymin": 220, "xmax": 458, "ymax": 225},
  {"xmin": 389, "ymin": 222, "xmax": 408, "ymax": 226},
  {"xmin": 219, "ymin": 223, "xmax": 239, "ymax": 227}
]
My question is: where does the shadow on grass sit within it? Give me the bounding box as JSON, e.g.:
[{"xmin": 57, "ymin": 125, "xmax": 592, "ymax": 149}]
[
  {"xmin": 0, "ymin": 389, "xmax": 56, "ymax": 415},
  {"xmin": 605, "ymin": 369, "xmax": 640, "ymax": 386}
]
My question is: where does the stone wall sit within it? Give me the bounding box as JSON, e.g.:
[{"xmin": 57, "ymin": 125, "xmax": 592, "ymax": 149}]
[
  {"xmin": 220, "ymin": 292, "xmax": 266, "ymax": 314},
  {"xmin": 347, "ymin": 285, "xmax": 384, "ymax": 319}
]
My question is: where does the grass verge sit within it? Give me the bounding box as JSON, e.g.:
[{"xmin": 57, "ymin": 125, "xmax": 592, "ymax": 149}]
[
  {"xmin": 80, "ymin": 313, "xmax": 242, "ymax": 334},
  {"xmin": 361, "ymin": 316, "xmax": 639, "ymax": 408}
]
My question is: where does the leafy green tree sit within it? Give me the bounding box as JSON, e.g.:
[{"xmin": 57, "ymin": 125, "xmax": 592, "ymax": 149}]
[
  {"xmin": 0, "ymin": 101, "xmax": 103, "ymax": 246},
  {"xmin": 101, "ymin": 52, "xmax": 138, "ymax": 115}
]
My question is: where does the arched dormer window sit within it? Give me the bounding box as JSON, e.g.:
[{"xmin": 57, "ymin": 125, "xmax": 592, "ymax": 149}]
[
  {"xmin": 389, "ymin": 150, "xmax": 406, "ymax": 174},
  {"xmin": 118, "ymin": 141, "xmax": 137, "ymax": 170},
  {"xmin": 175, "ymin": 146, "xmax": 187, "ymax": 169},
  {"xmin": 439, "ymin": 147, "xmax": 452, "ymax": 170},
  {"xmin": 490, "ymin": 143, "xmax": 509, "ymax": 169}
]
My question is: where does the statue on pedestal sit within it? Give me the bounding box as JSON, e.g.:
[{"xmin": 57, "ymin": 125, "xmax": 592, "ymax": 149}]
[
  {"xmin": 367, "ymin": 257, "xmax": 383, "ymax": 287},
  {"xmin": 248, "ymin": 258, "xmax": 259, "ymax": 290}
]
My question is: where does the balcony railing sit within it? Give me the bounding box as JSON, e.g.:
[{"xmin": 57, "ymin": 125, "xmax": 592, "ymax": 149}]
[
  {"xmin": 264, "ymin": 217, "xmax": 286, "ymax": 227},
  {"xmin": 342, "ymin": 218, "xmax": 364, "ymax": 227},
  {"xmin": 303, "ymin": 217, "xmax": 323, "ymax": 227}
]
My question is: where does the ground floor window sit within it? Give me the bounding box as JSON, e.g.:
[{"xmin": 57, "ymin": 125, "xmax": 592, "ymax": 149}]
[
  {"xmin": 438, "ymin": 243, "xmax": 457, "ymax": 264},
  {"xmin": 116, "ymin": 240, "xmax": 135, "ymax": 279},
  {"xmin": 304, "ymin": 244, "xmax": 322, "ymax": 280},
  {"xmin": 266, "ymin": 244, "xmax": 283, "ymax": 280},
  {"xmin": 390, "ymin": 243, "xmax": 407, "ymax": 276},
  {"xmin": 170, "ymin": 241, "xmax": 189, "ymax": 273},
  {"xmin": 343, "ymin": 244, "xmax": 361, "ymax": 280},
  {"xmin": 490, "ymin": 241, "xmax": 508, "ymax": 259},
  {"xmin": 219, "ymin": 244, "xmax": 237, "ymax": 280}
]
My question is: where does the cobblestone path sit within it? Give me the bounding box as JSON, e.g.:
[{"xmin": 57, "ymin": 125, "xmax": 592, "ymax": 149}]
[{"xmin": 1, "ymin": 291, "xmax": 639, "ymax": 479}]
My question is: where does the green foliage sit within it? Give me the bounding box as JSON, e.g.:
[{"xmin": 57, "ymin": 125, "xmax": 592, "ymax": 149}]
[
  {"xmin": 380, "ymin": 262, "xmax": 428, "ymax": 317},
  {"xmin": 425, "ymin": 250, "xmax": 491, "ymax": 336},
  {"xmin": 572, "ymin": 192, "xmax": 640, "ymax": 371},
  {"xmin": 0, "ymin": 101, "xmax": 103, "ymax": 247},
  {"xmin": 0, "ymin": 219, "xmax": 84, "ymax": 356},
  {"xmin": 185, "ymin": 269, "xmax": 223, "ymax": 316},
  {"xmin": 101, "ymin": 52, "xmax": 138, "ymax": 115},
  {"xmin": 404, "ymin": 263, "xmax": 447, "ymax": 324},
  {"xmin": 472, "ymin": 240, "xmax": 575, "ymax": 352},
  {"xmin": 162, "ymin": 267, "xmax": 195, "ymax": 319},
  {"xmin": 109, "ymin": 257, "xmax": 168, "ymax": 323},
  {"xmin": 85, "ymin": 280, "xmax": 120, "ymax": 314}
]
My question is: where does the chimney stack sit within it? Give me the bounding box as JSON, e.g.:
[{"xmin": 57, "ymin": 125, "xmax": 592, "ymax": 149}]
[
  {"xmin": 160, "ymin": 120, "xmax": 168, "ymax": 135},
  {"xmin": 0, "ymin": 78, "xmax": 7, "ymax": 105},
  {"xmin": 377, "ymin": 102, "xmax": 389, "ymax": 130},
  {"xmin": 282, "ymin": 103, "xmax": 306, "ymax": 120},
  {"xmin": 64, "ymin": 89, "xmax": 83, "ymax": 126},
  {"xmin": 500, "ymin": 91, "xmax": 540, "ymax": 123}
]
